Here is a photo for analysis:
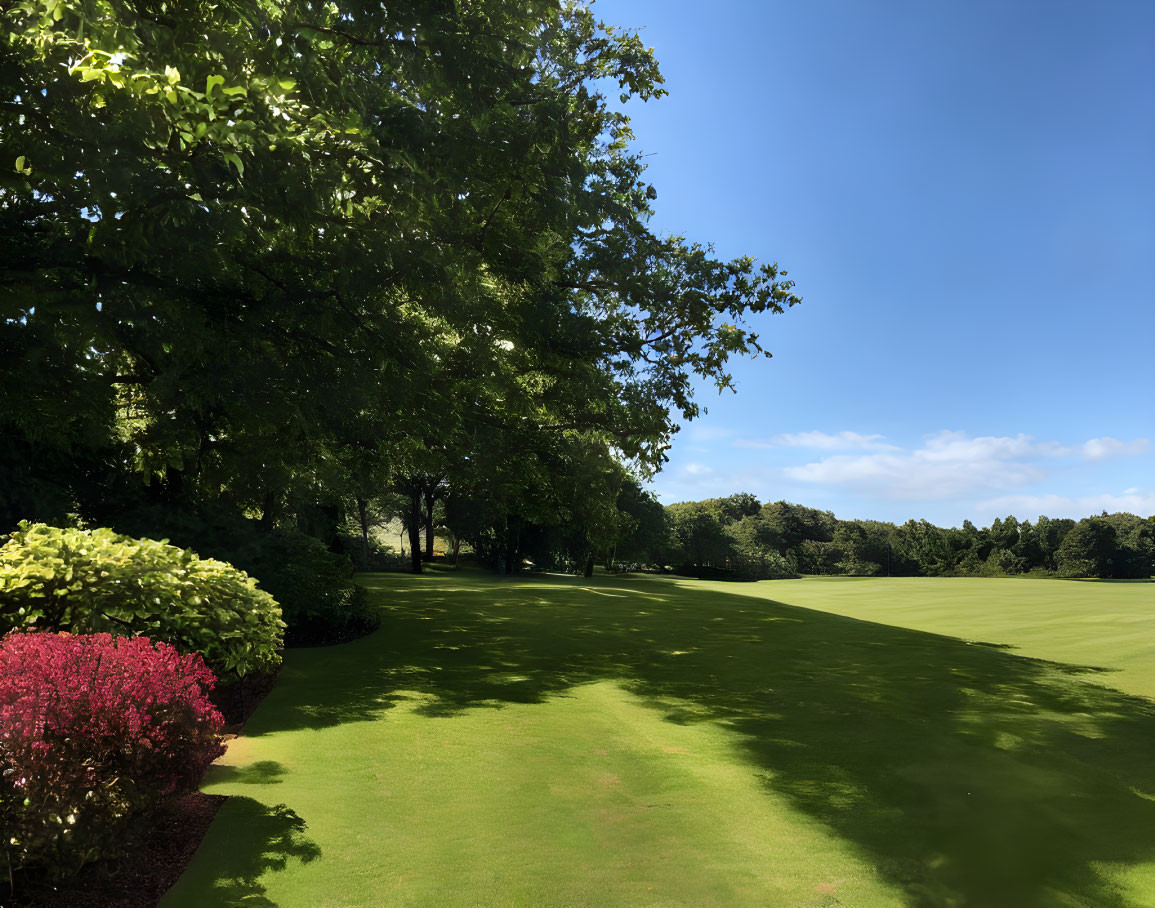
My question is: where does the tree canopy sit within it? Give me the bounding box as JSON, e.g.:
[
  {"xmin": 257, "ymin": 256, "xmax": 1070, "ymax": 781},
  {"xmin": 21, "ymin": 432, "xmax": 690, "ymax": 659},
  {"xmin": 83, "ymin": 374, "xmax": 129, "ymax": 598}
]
[{"xmin": 2, "ymin": 0, "xmax": 800, "ymax": 573}]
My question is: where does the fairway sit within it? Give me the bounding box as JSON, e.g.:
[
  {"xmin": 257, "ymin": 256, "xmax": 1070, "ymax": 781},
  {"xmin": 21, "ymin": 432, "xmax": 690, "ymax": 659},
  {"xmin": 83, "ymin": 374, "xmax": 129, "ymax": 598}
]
[{"xmin": 166, "ymin": 572, "xmax": 1155, "ymax": 907}]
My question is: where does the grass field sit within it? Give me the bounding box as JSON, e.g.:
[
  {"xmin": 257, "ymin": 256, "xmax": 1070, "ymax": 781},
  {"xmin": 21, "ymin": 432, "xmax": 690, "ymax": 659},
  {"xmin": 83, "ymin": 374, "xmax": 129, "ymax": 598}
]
[
  {"xmin": 721, "ymin": 576, "xmax": 1155, "ymax": 700},
  {"xmin": 165, "ymin": 572, "xmax": 1155, "ymax": 907}
]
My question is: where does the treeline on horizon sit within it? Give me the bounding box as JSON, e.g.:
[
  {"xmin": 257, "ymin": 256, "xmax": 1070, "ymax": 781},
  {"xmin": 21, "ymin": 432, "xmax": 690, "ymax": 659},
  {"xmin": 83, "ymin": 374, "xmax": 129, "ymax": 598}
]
[
  {"xmin": 625, "ymin": 494, "xmax": 1153, "ymax": 581},
  {"xmin": 377, "ymin": 485, "xmax": 1153, "ymax": 582}
]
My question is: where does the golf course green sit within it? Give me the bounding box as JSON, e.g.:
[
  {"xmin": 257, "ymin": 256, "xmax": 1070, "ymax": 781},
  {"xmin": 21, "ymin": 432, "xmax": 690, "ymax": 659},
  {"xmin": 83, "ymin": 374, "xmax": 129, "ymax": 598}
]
[{"xmin": 164, "ymin": 572, "xmax": 1155, "ymax": 907}]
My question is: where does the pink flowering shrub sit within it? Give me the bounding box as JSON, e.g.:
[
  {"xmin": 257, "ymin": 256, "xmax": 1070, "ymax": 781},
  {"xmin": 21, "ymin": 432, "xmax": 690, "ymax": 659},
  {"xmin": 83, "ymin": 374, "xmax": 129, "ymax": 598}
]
[{"xmin": 0, "ymin": 631, "xmax": 226, "ymax": 881}]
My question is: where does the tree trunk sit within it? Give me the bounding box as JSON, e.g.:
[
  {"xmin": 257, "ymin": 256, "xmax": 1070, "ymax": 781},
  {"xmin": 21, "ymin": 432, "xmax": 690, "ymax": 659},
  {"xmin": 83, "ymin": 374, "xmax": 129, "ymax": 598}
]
[
  {"xmin": 451, "ymin": 539, "xmax": 461, "ymax": 567},
  {"xmin": 423, "ymin": 488, "xmax": 436, "ymax": 561},
  {"xmin": 259, "ymin": 489, "xmax": 279, "ymax": 530},
  {"xmin": 164, "ymin": 466, "xmax": 185, "ymax": 505},
  {"xmin": 318, "ymin": 504, "xmax": 342, "ymax": 552},
  {"xmin": 407, "ymin": 490, "xmax": 423, "ymax": 574},
  {"xmin": 356, "ymin": 498, "xmax": 370, "ymax": 570},
  {"xmin": 584, "ymin": 551, "xmax": 595, "ymax": 578}
]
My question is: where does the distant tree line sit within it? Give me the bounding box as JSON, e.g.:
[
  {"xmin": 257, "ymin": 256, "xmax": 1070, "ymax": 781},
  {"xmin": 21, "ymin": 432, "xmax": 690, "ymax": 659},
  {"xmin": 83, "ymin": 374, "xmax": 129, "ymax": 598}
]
[
  {"xmin": 645, "ymin": 495, "xmax": 1153, "ymax": 580},
  {"xmin": 376, "ymin": 484, "xmax": 1149, "ymax": 582}
]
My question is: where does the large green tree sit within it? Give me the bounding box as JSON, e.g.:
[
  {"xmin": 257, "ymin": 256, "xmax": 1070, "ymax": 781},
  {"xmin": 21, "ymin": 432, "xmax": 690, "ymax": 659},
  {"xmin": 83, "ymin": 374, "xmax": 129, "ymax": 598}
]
[{"xmin": 3, "ymin": 0, "xmax": 802, "ymax": 580}]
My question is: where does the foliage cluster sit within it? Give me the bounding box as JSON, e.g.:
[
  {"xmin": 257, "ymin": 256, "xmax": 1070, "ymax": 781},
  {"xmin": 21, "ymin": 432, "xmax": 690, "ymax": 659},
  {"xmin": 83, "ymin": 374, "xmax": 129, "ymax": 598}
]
[
  {"xmin": 658, "ymin": 496, "xmax": 1154, "ymax": 580},
  {"xmin": 110, "ymin": 511, "xmax": 380, "ymax": 645},
  {"xmin": 224, "ymin": 529, "xmax": 378, "ymax": 646},
  {"xmin": 0, "ymin": 523, "xmax": 284, "ymax": 678},
  {"xmin": 1, "ymin": 0, "xmax": 799, "ymax": 589},
  {"xmin": 440, "ymin": 462, "xmax": 670, "ymax": 577},
  {"xmin": 0, "ymin": 631, "xmax": 225, "ymax": 883},
  {"xmin": 665, "ymin": 494, "xmax": 796, "ymax": 579},
  {"xmin": 99, "ymin": 501, "xmax": 380, "ymax": 644}
]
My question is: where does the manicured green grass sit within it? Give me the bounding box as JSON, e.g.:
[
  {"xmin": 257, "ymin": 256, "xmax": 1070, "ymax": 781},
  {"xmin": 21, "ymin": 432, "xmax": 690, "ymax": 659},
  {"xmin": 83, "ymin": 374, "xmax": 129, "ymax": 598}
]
[
  {"xmin": 694, "ymin": 575, "xmax": 1155, "ymax": 700},
  {"xmin": 165, "ymin": 571, "xmax": 1155, "ymax": 907}
]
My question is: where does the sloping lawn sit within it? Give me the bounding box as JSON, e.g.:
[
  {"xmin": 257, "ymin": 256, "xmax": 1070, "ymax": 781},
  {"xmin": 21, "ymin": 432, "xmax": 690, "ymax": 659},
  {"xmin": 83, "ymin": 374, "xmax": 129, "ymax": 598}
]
[{"xmin": 165, "ymin": 572, "xmax": 1155, "ymax": 907}]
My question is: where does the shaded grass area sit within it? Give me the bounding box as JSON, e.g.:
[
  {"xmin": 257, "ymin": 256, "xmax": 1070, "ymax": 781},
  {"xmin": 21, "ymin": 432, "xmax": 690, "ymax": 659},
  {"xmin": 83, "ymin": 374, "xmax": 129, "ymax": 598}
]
[
  {"xmin": 167, "ymin": 571, "xmax": 1155, "ymax": 906},
  {"xmin": 163, "ymin": 797, "xmax": 320, "ymax": 906}
]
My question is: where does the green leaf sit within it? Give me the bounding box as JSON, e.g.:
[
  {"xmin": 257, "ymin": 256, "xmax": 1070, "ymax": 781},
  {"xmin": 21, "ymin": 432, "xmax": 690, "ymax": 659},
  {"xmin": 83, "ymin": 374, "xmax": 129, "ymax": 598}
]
[
  {"xmin": 224, "ymin": 153, "xmax": 244, "ymax": 177},
  {"xmin": 205, "ymin": 74, "xmax": 225, "ymax": 98}
]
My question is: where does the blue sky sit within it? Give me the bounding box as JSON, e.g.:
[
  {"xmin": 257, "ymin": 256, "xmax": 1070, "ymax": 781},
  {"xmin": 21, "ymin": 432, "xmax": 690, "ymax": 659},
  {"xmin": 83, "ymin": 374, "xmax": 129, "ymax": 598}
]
[{"xmin": 608, "ymin": 0, "xmax": 1155, "ymax": 526}]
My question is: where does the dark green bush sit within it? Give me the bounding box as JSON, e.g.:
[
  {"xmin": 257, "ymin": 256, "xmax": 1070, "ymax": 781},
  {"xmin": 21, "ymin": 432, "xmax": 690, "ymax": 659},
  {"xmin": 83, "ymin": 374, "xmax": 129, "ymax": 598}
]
[
  {"xmin": 234, "ymin": 531, "xmax": 379, "ymax": 646},
  {"xmin": 0, "ymin": 523, "xmax": 283, "ymax": 678},
  {"xmin": 281, "ymin": 577, "xmax": 377, "ymax": 647},
  {"xmin": 103, "ymin": 510, "xmax": 380, "ymax": 646}
]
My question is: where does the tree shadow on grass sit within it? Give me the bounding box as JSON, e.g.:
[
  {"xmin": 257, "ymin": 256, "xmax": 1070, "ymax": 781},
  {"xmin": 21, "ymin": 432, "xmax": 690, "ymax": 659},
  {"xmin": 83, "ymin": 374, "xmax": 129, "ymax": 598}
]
[
  {"xmin": 162, "ymin": 798, "xmax": 320, "ymax": 907},
  {"xmin": 247, "ymin": 573, "xmax": 1155, "ymax": 907},
  {"xmin": 202, "ymin": 760, "xmax": 289, "ymax": 787}
]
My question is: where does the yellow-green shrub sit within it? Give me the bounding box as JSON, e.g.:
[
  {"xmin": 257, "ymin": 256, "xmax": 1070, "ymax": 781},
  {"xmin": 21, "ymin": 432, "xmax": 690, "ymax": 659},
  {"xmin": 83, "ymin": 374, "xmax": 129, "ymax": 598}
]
[{"xmin": 0, "ymin": 523, "xmax": 283, "ymax": 678}]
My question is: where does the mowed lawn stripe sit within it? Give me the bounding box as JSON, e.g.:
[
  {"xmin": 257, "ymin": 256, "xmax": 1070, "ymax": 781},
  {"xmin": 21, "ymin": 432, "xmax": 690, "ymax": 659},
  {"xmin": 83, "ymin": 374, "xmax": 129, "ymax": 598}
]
[{"xmin": 165, "ymin": 571, "xmax": 1155, "ymax": 907}]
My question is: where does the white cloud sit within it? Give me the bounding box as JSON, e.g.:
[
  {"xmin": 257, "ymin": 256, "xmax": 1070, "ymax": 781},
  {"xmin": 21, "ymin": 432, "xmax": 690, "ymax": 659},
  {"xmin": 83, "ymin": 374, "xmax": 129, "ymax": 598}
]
[
  {"xmin": 736, "ymin": 430, "xmax": 897, "ymax": 451},
  {"xmin": 781, "ymin": 430, "xmax": 1149, "ymax": 501},
  {"xmin": 917, "ymin": 431, "xmax": 1066, "ymax": 462},
  {"xmin": 783, "ymin": 454, "xmax": 1042, "ymax": 500},
  {"xmin": 975, "ymin": 491, "xmax": 1155, "ymax": 520},
  {"xmin": 681, "ymin": 462, "xmax": 713, "ymax": 477},
  {"xmin": 748, "ymin": 429, "xmax": 1149, "ymax": 463},
  {"xmin": 1081, "ymin": 437, "xmax": 1150, "ymax": 461}
]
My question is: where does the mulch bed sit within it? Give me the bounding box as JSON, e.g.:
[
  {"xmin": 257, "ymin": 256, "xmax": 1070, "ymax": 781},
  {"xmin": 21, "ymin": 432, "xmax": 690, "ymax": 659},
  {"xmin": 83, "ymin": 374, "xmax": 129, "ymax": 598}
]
[
  {"xmin": 211, "ymin": 668, "xmax": 281, "ymax": 731},
  {"xmin": 6, "ymin": 792, "xmax": 225, "ymax": 907}
]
